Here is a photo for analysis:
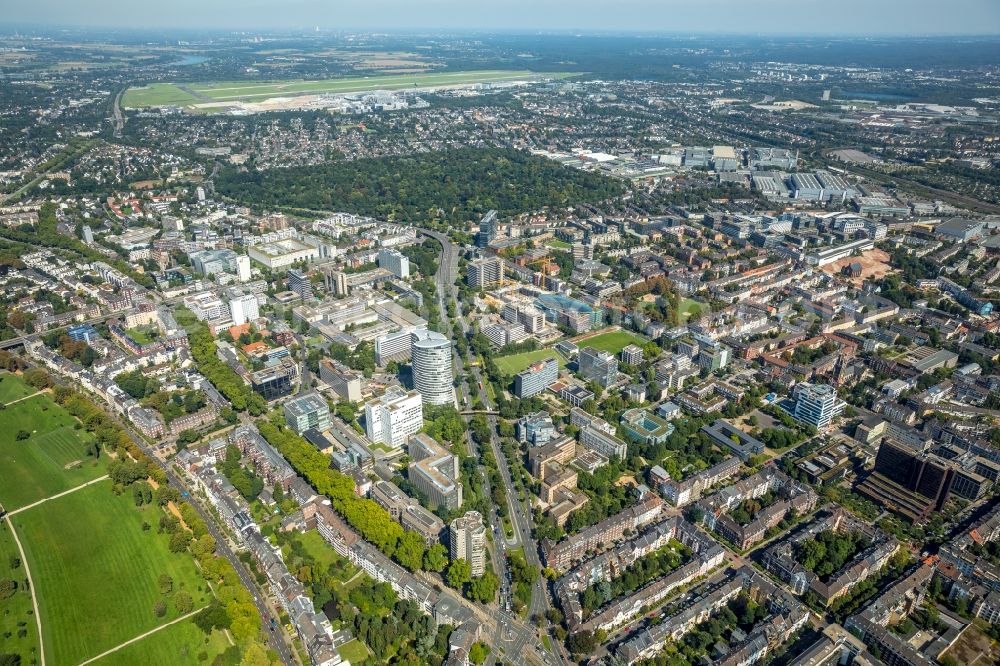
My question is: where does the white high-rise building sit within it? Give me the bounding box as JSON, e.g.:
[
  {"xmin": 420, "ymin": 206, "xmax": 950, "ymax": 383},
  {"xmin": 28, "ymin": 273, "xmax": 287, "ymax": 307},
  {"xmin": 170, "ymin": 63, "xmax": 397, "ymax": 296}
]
[
  {"xmin": 792, "ymin": 382, "xmax": 845, "ymax": 431},
  {"xmin": 378, "ymin": 248, "xmax": 410, "ymax": 279},
  {"xmin": 364, "ymin": 387, "xmax": 423, "ymax": 450},
  {"xmin": 229, "ymin": 294, "xmax": 260, "ymax": 326},
  {"xmin": 235, "ymin": 255, "xmax": 252, "ymax": 283},
  {"xmin": 411, "ymin": 329, "xmax": 454, "ymax": 406},
  {"xmin": 450, "ymin": 510, "xmax": 487, "ymax": 577}
]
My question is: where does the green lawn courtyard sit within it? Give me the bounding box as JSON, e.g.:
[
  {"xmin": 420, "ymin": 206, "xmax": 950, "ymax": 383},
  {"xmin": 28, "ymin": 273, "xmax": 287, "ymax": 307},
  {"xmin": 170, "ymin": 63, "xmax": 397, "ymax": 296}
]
[
  {"xmin": 0, "ymin": 380, "xmax": 107, "ymax": 511},
  {"xmin": 493, "ymin": 349, "xmax": 566, "ymax": 377},
  {"xmin": 11, "ymin": 481, "xmax": 211, "ymax": 666},
  {"xmin": 337, "ymin": 638, "xmax": 371, "ymax": 664}
]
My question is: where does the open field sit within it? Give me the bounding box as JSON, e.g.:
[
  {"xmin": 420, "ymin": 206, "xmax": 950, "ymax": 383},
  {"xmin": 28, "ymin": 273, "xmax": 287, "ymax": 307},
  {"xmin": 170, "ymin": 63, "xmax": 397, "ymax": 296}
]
[
  {"xmin": 12, "ymin": 481, "xmax": 211, "ymax": 666},
  {"xmin": 679, "ymin": 297, "xmax": 705, "ymax": 322},
  {"xmin": 0, "ymin": 520, "xmax": 41, "ymax": 665},
  {"xmin": 0, "ymin": 371, "xmax": 38, "ymax": 403},
  {"xmin": 819, "ymin": 248, "xmax": 894, "ymax": 286},
  {"xmin": 572, "ymin": 329, "xmax": 647, "ymax": 355},
  {"xmin": 123, "ymin": 70, "xmax": 574, "ymax": 108},
  {"xmin": 0, "ymin": 386, "xmax": 105, "ymax": 510},
  {"xmin": 91, "ymin": 622, "xmax": 234, "ymax": 666},
  {"xmin": 494, "ymin": 349, "xmax": 566, "ymax": 377}
]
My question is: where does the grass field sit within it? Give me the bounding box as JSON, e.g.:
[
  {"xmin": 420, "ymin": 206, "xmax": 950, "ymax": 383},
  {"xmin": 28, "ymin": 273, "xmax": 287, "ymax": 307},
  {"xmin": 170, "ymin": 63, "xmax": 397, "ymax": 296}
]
[
  {"xmin": 91, "ymin": 623, "xmax": 234, "ymax": 666},
  {"xmin": 0, "ymin": 520, "xmax": 41, "ymax": 665},
  {"xmin": 0, "ymin": 372, "xmax": 38, "ymax": 403},
  {"xmin": 573, "ymin": 329, "xmax": 647, "ymax": 355},
  {"xmin": 0, "ymin": 386, "xmax": 106, "ymax": 511},
  {"xmin": 679, "ymin": 298, "xmax": 705, "ymax": 322},
  {"xmin": 12, "ymin": 481, "xmax": 211, "ymax": 666},
  {"xmin": 493, "ymin": 349, "xmax": 565, "ymax": 377},
  {"xmin": 125, "ymin": 325, "xmax": 159, "ymax": 345},
  {"xmin": 338, "ymin": 639, "xmax": 371, "ymax": 664},
  {"xmin": 545, "ymin": 238, "xmax": 572, "ymax": 249},
  {"xmin": 123, "ymin": 70, "xmax": 574, "ymax": 108}
]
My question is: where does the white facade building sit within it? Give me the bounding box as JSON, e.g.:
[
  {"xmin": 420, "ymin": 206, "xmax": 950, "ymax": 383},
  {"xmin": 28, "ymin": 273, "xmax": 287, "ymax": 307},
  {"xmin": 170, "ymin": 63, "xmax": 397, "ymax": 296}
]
[
  {"xmin": 411, "ymin": 329, "xmax": 455, "ymax": 406},
  {"xmin": 364, "ymin": 387, "xmax": 423, "ymax": 449}
]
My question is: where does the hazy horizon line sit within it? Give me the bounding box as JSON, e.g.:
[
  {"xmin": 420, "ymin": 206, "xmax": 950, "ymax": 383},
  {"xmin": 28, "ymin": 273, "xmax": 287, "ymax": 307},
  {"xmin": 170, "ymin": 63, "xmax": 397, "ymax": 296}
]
[{"xmin": 1, "ymin": 23, "xmax": 999, "ymax": 39}]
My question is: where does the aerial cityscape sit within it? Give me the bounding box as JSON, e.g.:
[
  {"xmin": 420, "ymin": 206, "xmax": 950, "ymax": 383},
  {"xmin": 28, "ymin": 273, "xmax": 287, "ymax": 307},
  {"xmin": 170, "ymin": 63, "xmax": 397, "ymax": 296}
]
[{"xmin": 1, "ymin": 3, "xmax": 1000, "ymax": 666}]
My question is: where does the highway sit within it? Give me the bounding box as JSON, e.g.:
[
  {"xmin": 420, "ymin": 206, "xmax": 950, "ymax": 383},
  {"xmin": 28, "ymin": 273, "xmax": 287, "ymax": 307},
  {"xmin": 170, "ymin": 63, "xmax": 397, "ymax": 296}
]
[{"xmin": 419, "ymin": 227, "xmax": 570, "ymax": 666}]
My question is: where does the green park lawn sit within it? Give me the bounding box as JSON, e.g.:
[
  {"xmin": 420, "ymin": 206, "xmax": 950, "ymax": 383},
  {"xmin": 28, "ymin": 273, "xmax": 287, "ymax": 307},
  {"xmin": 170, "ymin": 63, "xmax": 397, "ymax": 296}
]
[
  {"xmin": 91, "ymin": 622, "xmax": 234, "ymax": 666},
  {"xmin": 545, "ymin": 238, "xmax": 572, "ymax": 249},
  {"xmin": 0, "ymin": 372, "xmax": 39, "ymax": 403},
  {"xmin": 0, "ymin": 520, "xmax": 41, "ymax": 666},
  {"xmin": 0, "ymin": 389, "xmax": 106, "ymax": 510},
  {"xmin": 493, "ymin": 349, "xmax": 566, "ymax": 377},
  {"xmin": 679, "ymin": 298, "xmax": 705, "ymax": 322},
  {"xmin": 338, "ymin": 638, "xmax": 371, "ymax": 664},
  {"xmin": 11, "ymin": 481, "xmax": 211, "ymax": 666},
  {"xmin": 573, "ymin": 329, "xmax": 647, "ymax": 355}
]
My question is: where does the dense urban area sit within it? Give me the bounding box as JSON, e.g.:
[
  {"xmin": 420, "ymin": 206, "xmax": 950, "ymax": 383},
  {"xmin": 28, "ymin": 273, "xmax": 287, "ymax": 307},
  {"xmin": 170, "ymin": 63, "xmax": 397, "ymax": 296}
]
[{"xmin": 1, "ymin": 24, "xmax": 1000, "ymax": 666}]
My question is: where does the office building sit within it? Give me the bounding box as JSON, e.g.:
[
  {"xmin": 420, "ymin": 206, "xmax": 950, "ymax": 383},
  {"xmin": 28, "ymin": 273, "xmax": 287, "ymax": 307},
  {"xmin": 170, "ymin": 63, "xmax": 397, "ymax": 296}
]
[
  {"xmin": 364, "ymin": 387, "xmax": 423, "ymax": 450},
  {"xmin": 325, "ymin": 269, "xmax": 349, "ymax": 296},
  {"xmin": 287, "ymin": 269, "xmax": 313, "ymax": 300},
  {"xmin": 476, "ymin": 209, "xmax": 497, "ymax": 248},
  {"xmin": 513, "ymin": 357, "xmax": 559, "ymax": 398},
  {"xmin": 229, "ymin": 294, "xmax": 260, "ymax": 326},
  {"xmin": 516, "ymin": 411, "xmax": 556, "ymax": 446},
  {"xmin": 467, "ymin": 256, "xmax": 504, "ymax": 288},
  {"xmin": 375, "ymin": 327, "xmax": 420, "ymax": 365},
  {"xmin": 377, "ymin": 248, "xmax": 410, "ymax": 279},
  {"xmin": 248, "ymin": 237, "xmax": 319, "ymax": 269},
  {"xmin": 235, "ymin": 255, "xmax": 252, "ymax": 282},
  {"xmin": 450, "ymin": 511, "xmax": 487, "ymax": 577},
  {"xmin": 579, "ymin": 346, "xmax": 618, "ymax": 388},
  {"xmin": 411, "ymin": 329, "xmax": 455, "ymax": 406},
  {"xmin": 249, "ymin": 358, "xmax": 297, "ymax": 400},
  {"xmin": 318, "ymin": 358, "xmax": 362, "ymax": 402},
  {"xmin": 408, "ymin": 433, "xmax": 462, "ymax": 511},
  {"xmin": 190, "ymin": 248, "xmax": 240, "ymax": 277},
  {"xmin": 283, "ymin": 392, "xmax": 331, "ymax": 435},
  {"xmin": 792, "ymin": 382, "xmax": 845, "ymax": 430}
]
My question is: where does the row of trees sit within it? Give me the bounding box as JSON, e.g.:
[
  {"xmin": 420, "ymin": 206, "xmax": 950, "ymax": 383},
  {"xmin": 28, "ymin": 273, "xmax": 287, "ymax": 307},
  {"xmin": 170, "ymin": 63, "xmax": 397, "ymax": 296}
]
[
  {"xmin": 187, "ymin": 317, "xmax": 267, "ymax": 415},
  {"xmin": 580, "ymin": 540, "xmax": 691, "ymax": 614},
  {"xmin": 257, "ymin": 420, "xmax": 437, "ymax": 573}
]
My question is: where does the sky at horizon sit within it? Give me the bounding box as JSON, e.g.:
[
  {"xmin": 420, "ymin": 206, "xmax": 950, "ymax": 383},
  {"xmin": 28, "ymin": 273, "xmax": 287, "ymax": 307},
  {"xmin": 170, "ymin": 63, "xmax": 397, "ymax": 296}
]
[{"xmin": 1, "ymin": 0, "xmax": 999, "ymax": 36}]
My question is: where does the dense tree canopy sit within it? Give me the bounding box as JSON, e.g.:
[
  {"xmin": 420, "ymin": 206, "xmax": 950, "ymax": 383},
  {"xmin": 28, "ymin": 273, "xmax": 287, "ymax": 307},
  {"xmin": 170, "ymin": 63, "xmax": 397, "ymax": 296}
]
[{"xmin": 216, "ymin": 147, "xmax": 625, "ymax": 225}]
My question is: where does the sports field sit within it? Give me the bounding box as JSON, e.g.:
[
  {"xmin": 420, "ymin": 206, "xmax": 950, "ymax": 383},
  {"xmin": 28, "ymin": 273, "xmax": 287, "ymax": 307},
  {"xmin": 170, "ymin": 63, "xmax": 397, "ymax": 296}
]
[
  {"xmin": 493, "ymin": 349, "xmax": 565, "ymax": 377},
  {"xmin": 572, "ymin": 329, "xmax": 647, "ymax": 355},
  {"xmin": 0, "ymin": 520, "xmax": 40, "ymax": 665},
  {"xmin": 11, "ymin": 481, "xmax": 211, "ymax": 666},
  {"xmin": 91, "ymin": 621, "xmax": 234, "ymax": 666},
  {"xmin": 122, "ymin": 70, "xmax": 573, "ymax": 108},
  {"xmin": 0, "ymin": 384, "xmax": 106, "ymax": 510}
]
